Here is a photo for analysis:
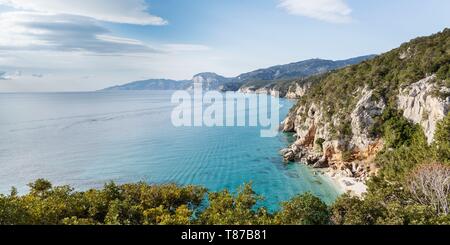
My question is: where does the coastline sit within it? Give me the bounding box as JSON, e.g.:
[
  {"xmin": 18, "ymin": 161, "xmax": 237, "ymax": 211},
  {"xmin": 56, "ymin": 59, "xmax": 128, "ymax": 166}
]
[
  {"xmin": 245, "ymin": 89, "xmax": 369, "ymax": 199},
  {"xmin": 311, "ymin": 167, "xmax": 368, "ymax": 198},
  {"xmin": 323, "ymin": 169, "xmax": 367, "ymax": 197},
  {"xmin": 279, "ymin": 101, "xmax": 368, "ymax": 198}
]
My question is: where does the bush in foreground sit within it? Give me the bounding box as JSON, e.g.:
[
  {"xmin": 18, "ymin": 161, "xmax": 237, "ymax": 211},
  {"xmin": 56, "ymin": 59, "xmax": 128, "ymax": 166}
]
[{"xmin": 1, "ymin": 169, "xmax": 449, "ymax": 225}]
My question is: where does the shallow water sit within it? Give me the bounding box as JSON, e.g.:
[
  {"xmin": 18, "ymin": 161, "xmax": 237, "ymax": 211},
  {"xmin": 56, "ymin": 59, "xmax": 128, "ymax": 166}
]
[{"xmin": 0, "ymin": 91, "xmax": 341, "ymax": 210}]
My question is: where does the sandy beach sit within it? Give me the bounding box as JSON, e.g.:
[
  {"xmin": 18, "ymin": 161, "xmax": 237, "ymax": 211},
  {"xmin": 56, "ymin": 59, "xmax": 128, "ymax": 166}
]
[{"xmin": 324, "ymin": 171, "xmax": 368, "ymax": 197}]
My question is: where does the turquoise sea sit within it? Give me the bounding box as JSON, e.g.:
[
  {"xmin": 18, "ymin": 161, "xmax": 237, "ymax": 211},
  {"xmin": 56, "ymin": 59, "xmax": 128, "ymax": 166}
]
[{"xmin": 0, "ymin": 91, "xmax": 341, "ymax": 210}]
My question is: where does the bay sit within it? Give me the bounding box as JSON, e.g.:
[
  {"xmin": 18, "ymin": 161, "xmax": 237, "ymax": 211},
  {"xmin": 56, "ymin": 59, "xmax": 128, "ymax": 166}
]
[{"xmin": 0, "ymin": 91, "xmax": 341, "ymax": 210}]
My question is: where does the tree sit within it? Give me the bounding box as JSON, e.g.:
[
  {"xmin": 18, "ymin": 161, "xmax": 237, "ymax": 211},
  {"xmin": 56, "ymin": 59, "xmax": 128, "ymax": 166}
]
[
  {"xmin": 28, "ymin": 179, "xmax": 52, "ymax": 196},
  {"xmin": 142, "ymin": 205, "xmax": 193, "ymax": 225},
  {"xmin": 275, "ymin": 192, "xmax": 329, "ymax": 225},
  {"xmin": 330, "ymin": 194, "xmax": 368, "ymax": 225},
  {"xmin": 199, "ymin": 184, "xmax": 270, "ymax": 225},
  {"xmin": 432, "ymin": 113, "xmax": 450, "ymax": 162},
  {"xmin": 407, "ymin": 163, "xmax": 450, "ymax": 215}
]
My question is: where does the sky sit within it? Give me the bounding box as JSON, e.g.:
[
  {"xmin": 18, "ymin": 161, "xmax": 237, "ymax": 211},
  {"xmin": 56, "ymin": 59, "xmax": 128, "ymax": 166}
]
[{"xmin": 0, "ymin": 0, "xmax": 449, "ymax": 92}]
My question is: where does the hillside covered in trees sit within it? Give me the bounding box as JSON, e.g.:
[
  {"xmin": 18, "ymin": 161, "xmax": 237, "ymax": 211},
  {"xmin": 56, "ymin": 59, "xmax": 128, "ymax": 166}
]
[{"xmin": 278, "ymin": 28, "xmax": 450, "ymax": 224}]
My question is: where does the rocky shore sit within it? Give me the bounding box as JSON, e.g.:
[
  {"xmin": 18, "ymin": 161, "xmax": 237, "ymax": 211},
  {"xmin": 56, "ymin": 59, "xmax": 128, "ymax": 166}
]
[
  {"xmin": 279, "ymin": 139, "xmax": 373, "ymax": 197},
  {"xmin": 277, "ymin": 73, "xmax": 449, "ymax": 197}
]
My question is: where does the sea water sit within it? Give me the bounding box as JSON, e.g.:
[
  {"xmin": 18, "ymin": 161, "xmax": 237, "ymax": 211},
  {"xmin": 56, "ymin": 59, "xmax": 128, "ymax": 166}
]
[{"xmin": 0, "ymin": 91, "xmax": 341, "ymax": 210}]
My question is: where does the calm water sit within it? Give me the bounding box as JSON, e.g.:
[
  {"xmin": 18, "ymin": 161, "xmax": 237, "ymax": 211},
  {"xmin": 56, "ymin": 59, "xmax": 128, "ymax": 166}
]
[{"xmin": 0, "ymin": 91, "xmax": 341, "ymax": 209}]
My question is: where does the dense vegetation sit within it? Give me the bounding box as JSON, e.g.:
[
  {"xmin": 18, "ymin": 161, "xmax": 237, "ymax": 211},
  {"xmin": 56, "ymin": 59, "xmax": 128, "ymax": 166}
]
[
  {"xmin": 0, "ymin": 180, "xmax": 325, "ymax": 225},
  {"xmin": 332, "ymin": 112, "xmax": 450, "ymax": 225}
]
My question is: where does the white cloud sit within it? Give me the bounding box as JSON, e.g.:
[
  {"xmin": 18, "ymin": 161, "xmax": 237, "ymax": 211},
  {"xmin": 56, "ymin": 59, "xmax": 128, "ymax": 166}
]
[
  {"xmin": 278, "ymin": 0, "xmax": 352, "ymax": 23},
  {"xmin": 0, "ymin": 11, "xmax": 210, "ymax": 55},
  {"xmin": 0, "ymin": 11, "xmax": 156, "ymax": 53},
  {"xmin": 0, "ymin": 1, "xmax": 219, "ymax": 92},
  {"xmin": 0, "ymin": 49, "xmax": 233, "ymax": 92},
  {"xmin": 0, "ymin": 0, "xmax": 167, "ymax": 25}
]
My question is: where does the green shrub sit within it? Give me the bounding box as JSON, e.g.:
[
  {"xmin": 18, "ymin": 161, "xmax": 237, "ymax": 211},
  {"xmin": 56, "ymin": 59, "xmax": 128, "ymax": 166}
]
[
  {"xmin": 275, "ymin": 193, "xmax": 329, "ymax": 225},
  {"xmin": 315, "ymin": 138, "xmax": 326, "ymax": 151}
]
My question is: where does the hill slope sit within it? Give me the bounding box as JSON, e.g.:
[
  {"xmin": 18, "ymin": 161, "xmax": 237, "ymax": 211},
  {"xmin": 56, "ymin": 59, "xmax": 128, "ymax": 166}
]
[
  {"xmin": 281, "ymin": 28, "xmax": 449, "ymax": 183},
  {"xmin": 237, "ymin": 55, "xmax": 375, "ymax": 83}
]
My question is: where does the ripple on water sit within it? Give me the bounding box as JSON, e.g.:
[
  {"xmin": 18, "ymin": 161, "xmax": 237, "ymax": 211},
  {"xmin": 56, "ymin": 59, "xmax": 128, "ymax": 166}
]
[{"xmin": 0, "ymin": 91, "xmax": 341, "ymax": 210}]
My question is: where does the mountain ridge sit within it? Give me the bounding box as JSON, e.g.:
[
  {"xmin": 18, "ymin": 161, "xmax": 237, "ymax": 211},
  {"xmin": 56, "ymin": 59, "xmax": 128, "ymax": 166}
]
[{"xmin": 101, "ymin": 55, "xmax": 376, "ymax": 92}]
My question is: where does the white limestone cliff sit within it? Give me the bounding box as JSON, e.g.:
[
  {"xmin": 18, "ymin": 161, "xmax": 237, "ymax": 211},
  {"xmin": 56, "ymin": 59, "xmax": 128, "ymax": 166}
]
[{"xmin": 397, "ymin": 75, "xmax": 450, "ymax": 144}]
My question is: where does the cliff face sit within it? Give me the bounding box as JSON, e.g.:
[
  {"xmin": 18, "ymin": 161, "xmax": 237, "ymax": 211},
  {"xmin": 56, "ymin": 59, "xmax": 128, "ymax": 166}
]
[
  {"xmin": 397, "ymin": 75, "xmax": 450, "ymax": 144},
  {"xmin": 281, "ymin": 87, "xmax": 387, "ymax": 179},
  {"xmin": 282, "ymin": 74, "xmax": 449, "ymax": 181},
  {"xmin": 285, "ymin": 82, "xmax": 312, "ymax": 99}
]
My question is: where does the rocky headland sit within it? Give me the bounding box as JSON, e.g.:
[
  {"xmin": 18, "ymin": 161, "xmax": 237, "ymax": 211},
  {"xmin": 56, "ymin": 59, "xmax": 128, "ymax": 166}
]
[
  {"xmin": 276, "ymin": 29, "xmax": 450, "ymax": 196},
  {"xmin": 279, "ymin": 73, "xmax": 449, "ymax": 196}
]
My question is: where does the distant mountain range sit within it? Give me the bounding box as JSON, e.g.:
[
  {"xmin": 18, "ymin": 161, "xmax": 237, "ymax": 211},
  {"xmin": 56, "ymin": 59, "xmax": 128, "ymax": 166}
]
[
  {"xmin": 235, "ymin": 55, "xmax": 375, "ymax": 82},
  {"xmin": 101, "ymin": 55, "xmax": 376, "ymax": 92},
  {"xmin": 101, "ymin": 79, "xmax": 191, "ymax": 91}
]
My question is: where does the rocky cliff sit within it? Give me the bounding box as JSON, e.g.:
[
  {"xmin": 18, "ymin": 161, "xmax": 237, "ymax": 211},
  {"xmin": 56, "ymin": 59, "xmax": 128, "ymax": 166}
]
[
  {"xmin": 281, "ymin": 75, "xmax": 449, "ymax": 186},
  {"xmin": 279, "ymin": 29, "xmax": 450, "ymax": 190},
  {"xmin": 285, "ymin": 80, "xmax": 316, "ymax": 99},
  {"xmin": 281, "ymin": 87, "xmax": 385, "ymax": 181},
  {"xmin": 397, "ymin": 75, "xmax": 450, "ymax": 144}
]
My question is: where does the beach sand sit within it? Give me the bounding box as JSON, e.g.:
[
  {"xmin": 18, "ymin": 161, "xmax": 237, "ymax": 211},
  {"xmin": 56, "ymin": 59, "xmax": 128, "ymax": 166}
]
[{"xmin": 324, "ymin": 171, "xmax": 368, "ymax": 197}]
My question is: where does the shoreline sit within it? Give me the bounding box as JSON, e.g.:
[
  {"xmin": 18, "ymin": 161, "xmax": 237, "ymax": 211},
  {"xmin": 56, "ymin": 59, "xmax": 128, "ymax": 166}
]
[
  {"xmin": 322, "ymin": 169, "xmax": 367, "ymax": 197},
  {"xmin": 272, "ymin": 94, "xmax": 368, "ymax": 198}
]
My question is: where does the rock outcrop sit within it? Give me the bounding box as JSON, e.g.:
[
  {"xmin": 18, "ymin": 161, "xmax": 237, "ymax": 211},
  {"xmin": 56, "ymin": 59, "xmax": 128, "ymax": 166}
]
[
  {"xmin": 285, "ymin": 82, "xmax": 312, "ymax": 99},
  {"xmin": 350, "ymin": 88, "xmax": 386, "ymax": 160},
  {"xmin": 280, "ymin": 88, "xmax": 389, "ymax": 182},
  {"xmin": 397, "ymin": 75, "xmax": 450, "ymax": 144},
  {"xmin": 280, "ymin": 73, "xmax": 449, "ymax": 187}
]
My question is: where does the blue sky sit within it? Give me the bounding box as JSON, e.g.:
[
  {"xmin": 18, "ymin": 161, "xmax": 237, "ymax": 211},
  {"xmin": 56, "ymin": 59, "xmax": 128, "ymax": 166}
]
[{"xmin": 0, "ymin": 0, "xmax": 449, "ymax": 92}]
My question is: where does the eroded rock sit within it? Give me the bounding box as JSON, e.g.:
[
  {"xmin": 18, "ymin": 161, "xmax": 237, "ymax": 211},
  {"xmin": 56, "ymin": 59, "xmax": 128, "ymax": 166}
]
[{"xmin": 397, "ymin": 75, "xmax": 450, "ymax": 144}]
